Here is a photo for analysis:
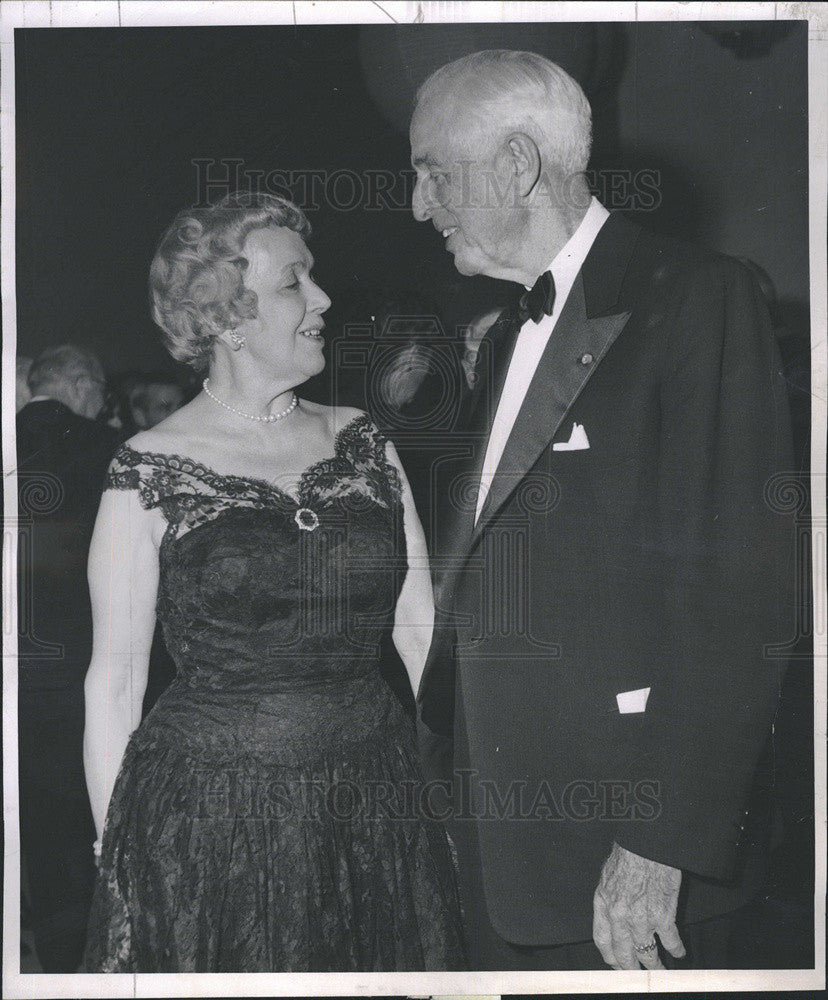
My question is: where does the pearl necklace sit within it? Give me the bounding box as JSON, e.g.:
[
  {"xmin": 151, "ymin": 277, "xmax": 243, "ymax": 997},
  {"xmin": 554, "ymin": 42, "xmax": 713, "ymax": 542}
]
[{"xmin": 202, "ymin": 378, "xmax": 298, "ymax": 423}]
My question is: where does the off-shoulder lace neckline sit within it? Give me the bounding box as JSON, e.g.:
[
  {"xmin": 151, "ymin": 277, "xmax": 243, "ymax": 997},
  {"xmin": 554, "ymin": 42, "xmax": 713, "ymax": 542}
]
[{"xmin": 116, "ymin": 412, "xmax": 373, "ymax": 504}]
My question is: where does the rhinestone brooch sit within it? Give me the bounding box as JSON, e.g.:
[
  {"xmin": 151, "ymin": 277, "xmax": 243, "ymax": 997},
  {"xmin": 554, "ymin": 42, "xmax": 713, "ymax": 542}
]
[{"xmin": 295, "ymin": 508, "xmax": 319, "ymax": 532}]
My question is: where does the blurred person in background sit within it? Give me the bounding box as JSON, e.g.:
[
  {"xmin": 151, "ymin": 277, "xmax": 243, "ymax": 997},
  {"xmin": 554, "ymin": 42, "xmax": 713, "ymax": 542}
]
[
  {"xmin": 460, "ymin": 305, "xmax": 504, "ymax": 391},
  {"xmin": 361, "ymin": 299, "xmax": 445, "ymax": 724},
  {"xmin": 130, "ymin": 370, "xmax": 186, "ymax": 430},
  {"xmin": 16, "ymin": 343, "xmax": 118, "ymax": 972},
  {"xmin": 369, "ymin": 295, "xmax": 464, "ymax": 542},
  {"xmin": 16, "ymin": 355, "xmax": 33, "ymax": 411},
  {"xmin": 97, "ymin": 375, "xmax": 133, "ymax": 436},
  {"xmin": 371, "ymin": 303, "xmax": 443, "ymax": 430},
  {"xmin": 101, "ymin": 371, "xmax": 145, "ymax": 440},
  {"xmin": 99, "ymin": 370, "xmax": 188, "ymax": 440},
  {"xmin": 379, "ymin": 338, "xmax": 433, "ymax": 412}
]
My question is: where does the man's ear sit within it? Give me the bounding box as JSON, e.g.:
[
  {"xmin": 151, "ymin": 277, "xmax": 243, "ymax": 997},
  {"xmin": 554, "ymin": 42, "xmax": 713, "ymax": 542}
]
[
  {"xmin": 69, "ymin": 375, "xmax": 89, "ymax": 414},
  {"xmin": 503, "ymin": 132, "xmax": 541, "ymax": 199}
]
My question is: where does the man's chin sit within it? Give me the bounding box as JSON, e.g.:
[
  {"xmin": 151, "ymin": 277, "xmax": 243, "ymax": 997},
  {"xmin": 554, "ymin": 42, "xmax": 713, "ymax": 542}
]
[{"xmin": 450, "ymin": 249, "xmax": 480, "ymax": 277}]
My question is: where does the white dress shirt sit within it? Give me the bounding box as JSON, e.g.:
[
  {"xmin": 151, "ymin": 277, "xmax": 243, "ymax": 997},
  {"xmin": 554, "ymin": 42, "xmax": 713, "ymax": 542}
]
[{"xmin": 475, "ymin": 196, "xmax": 610, "ymax": 522}]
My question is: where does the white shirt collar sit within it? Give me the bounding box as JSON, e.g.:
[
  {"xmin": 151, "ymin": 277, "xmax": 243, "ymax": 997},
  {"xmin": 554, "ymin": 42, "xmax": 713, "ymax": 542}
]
[
  {"xmin": 525, "ymin": 196, "xmax": 610, "ymax": 294},
  {"xmin": 475, "ymin": 200, "xmax": 609, "ymax": 523}
]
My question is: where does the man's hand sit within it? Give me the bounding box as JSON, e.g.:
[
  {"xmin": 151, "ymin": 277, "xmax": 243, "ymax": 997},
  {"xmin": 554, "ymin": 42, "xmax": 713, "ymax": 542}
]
[{"xmin": 593, "ymin": 843, "xmax": 685, "ymax": 970}]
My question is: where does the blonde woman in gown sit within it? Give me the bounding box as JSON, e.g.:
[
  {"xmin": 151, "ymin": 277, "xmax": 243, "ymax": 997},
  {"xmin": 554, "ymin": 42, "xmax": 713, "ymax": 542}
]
[{"xmin": 83, "ymin": 193, "xmax": 464, "ymax": 972}]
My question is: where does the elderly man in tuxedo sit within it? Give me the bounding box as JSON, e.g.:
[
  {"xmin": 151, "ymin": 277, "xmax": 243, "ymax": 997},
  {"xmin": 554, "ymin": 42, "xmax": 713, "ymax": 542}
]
[{"xmin": 411, "ymin": 51, "xmax": 794, "ymax": 970}]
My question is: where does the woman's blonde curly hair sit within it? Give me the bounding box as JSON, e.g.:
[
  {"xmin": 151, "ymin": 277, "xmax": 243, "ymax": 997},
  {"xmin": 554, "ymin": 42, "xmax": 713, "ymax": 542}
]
[{"xmin": 149, "ymin": 191, "xmax": 311, "ymax": 372}]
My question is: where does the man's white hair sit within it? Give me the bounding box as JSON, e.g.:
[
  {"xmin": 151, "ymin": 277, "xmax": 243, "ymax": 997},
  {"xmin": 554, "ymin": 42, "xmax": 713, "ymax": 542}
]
[
  {"xmin": 27, "ymin": 343, "xmax": 104, "ymax": 395},
  {"xmin": 416, "ymin": 49, "xmax": 592, "ymax": 177}
]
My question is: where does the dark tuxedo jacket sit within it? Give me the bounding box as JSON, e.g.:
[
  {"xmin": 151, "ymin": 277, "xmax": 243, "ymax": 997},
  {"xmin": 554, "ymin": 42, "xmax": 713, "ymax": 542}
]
[
  {"xmin": 417, "ymin": 212, "xmax": 796, "ymax": 946},
  {"xmin": 16, "ymin": 400, "xmax": 118, "ymax": 690}
]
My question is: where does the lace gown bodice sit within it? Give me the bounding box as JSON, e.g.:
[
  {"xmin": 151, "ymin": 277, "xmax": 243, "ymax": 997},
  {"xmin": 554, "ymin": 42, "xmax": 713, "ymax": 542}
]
[
  {"xmin": 84, "ymin": 414, "xmax": 465, "ymax": 972},
  {"xmin": 107, "ymin": 414, "xmax": 407, "ymax": 759}
]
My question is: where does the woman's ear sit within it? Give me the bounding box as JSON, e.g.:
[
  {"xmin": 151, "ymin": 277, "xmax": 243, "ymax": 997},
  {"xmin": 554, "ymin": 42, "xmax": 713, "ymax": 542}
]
[{"xmin": 503, "ymin": 132, "xmax": 541, "ymax": 199}]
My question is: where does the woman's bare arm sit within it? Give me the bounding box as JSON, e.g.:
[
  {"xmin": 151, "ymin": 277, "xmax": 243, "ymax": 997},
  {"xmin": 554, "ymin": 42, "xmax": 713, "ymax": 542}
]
[
  {"xmin": 385, "ymin": 440, "xmax": 434, "ymax": 699},
  {"xmin": 83, "ymin": 485, "xmax": 162, "ymax": 838}
]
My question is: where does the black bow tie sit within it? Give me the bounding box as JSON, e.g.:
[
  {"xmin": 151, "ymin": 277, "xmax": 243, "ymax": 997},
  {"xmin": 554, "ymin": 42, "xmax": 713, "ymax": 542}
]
[{"xmin": 518, "ymin": 270, "xmax": 556, "ymax": 325}]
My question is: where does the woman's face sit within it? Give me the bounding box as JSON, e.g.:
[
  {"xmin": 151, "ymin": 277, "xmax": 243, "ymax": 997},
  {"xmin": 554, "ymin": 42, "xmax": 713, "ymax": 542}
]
[{"xmin": 236, "ymin": 226, "xmax": 331, "ymax": 381}]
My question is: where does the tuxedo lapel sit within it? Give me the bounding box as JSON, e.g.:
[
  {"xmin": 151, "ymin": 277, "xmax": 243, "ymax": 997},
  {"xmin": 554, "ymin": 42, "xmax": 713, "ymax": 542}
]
[
  {"xmin": 472, "ymin": 213, "xmax": 641, "ymax": 538},
  {"xmin": 474, "ymin": 275, "xmax": 630, "ymax": 535},
  {"xmin": 421, "ymin": 213, "xmax": 641, "ymax": 727},
  {"xmin": 449, "ymin": 307, "xmax": 522, "ymax": 556}
]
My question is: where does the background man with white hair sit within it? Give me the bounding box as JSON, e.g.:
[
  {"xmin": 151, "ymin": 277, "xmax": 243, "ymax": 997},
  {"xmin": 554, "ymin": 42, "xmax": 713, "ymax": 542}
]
[
  {"xmin": 16, "ymin": 343, "xmax": 118, "ymax": 971},
  {"xmin": 412, "ymin": 50, "xmax": 794, "ymax": 970}
]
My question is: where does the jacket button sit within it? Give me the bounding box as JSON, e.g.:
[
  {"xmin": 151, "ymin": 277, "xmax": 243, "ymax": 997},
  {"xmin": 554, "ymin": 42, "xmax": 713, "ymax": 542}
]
[{"xmin": 580, "ymin": 353, "xmax": 594, "ymax": 365}]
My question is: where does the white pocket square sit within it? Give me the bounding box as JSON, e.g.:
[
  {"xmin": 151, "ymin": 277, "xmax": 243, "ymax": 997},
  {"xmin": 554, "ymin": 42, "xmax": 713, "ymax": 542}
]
[
  {"xmin": 616, "ymin": 687, "xmax": 651, "ymax": 714},
  {"xmin": 553, "ymin": 422, "xmax": 590, "ymax": 451}
]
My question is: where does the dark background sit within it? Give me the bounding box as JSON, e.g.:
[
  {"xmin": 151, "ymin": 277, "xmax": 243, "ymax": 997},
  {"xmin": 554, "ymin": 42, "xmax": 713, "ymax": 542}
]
[{"xmin": 15, "ymin": 20, "xmax": 809, "ymax": 378}]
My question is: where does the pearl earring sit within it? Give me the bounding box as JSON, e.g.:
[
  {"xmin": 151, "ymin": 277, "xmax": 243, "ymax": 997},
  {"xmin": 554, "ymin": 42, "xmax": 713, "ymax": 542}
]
[{"xmin": 228, "ymin": 331, "xmax": 246, "ymax": 349}]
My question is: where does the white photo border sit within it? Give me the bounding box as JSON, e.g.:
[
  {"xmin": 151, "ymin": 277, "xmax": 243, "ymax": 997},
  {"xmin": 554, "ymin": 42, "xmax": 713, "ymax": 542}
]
[{"xmin": 2, "ymin": 2, "xmax": 825, "ymax": 996}]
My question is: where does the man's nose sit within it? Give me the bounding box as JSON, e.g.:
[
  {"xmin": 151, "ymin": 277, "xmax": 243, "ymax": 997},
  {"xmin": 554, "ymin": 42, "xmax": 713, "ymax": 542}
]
[
  {"xmin": 412, "ymin": 175, "xmax": 433, "ymax": 222},
  {"xmin": 311, "ymin": 282, "xmax": 332, "ymax": 315}
]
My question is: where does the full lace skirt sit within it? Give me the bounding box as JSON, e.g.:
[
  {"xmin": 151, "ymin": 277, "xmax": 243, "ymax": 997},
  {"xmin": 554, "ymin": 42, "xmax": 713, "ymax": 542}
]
[{"xmin": 85, "ymin": 685, "xmax": 464, "ymax": 972}]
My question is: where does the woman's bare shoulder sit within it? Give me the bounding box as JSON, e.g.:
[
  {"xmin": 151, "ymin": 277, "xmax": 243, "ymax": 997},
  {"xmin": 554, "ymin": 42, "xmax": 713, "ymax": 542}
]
[
  {"xmin": 332, "ymin": 404, "xmax": 368, "ymax": 432},
  {"xmin": 125, "ymin": 399, "xmax": 207, "ymax": 457},
  {"xmin": 297, "ymin": 400, "xmax": 367, "ymax": 437}
]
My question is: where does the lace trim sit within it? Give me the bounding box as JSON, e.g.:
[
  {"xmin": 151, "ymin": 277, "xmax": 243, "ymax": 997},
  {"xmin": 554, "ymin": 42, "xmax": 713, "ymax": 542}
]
[{"xmin": 105, "ymin": 413, "xmax": 402, "ymax": 531}]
